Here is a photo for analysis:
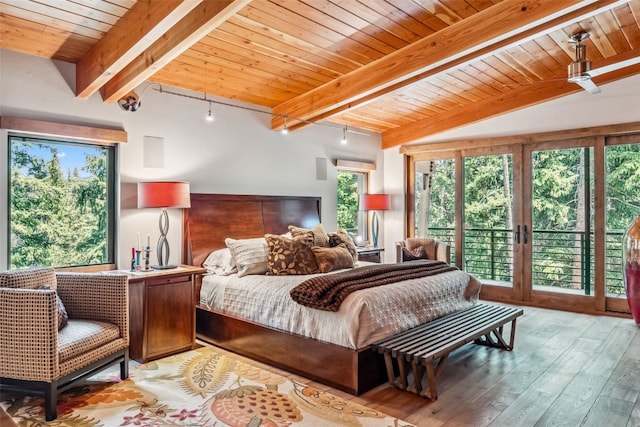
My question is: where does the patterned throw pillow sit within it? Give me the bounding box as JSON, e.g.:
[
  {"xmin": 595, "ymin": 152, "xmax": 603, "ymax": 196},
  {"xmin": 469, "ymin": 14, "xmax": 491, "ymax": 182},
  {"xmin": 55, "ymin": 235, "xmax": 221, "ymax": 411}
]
[
  {"xmin": 225, "ymin": 237, "xmax": 269, "ymax": 277},
  {"xmin": 288, "ymin": 224, "xmax": 330, "ymax": 247},
  {"xmin": 328, "ymin": 228, "xmax": 358, "ymax": 263},
  {"xmin": 311, "ymin": 244, "xmax": 355, "ymax": 273},
  {"xmin": 38, "ymin": 285, "xmax": 68, "ymax": 330},
  {"xmin": 402, "ymin": 245, "xmax": 427, "ymax": 261},
  {"xmin": 265, "ymin": 233, "xmax": 320, "ymax": 275}
]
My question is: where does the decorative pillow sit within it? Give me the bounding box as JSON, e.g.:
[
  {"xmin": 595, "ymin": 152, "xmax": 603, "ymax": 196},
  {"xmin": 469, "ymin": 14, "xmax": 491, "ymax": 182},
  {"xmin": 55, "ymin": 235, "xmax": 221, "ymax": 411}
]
[
  {"xmin": 265, "ymin": 233, "xmax": 319, "ymax": 275},
  {"xmin": 312, "ymin": 244, "xmax": 355, "ymax": 273},
  {"xmin": 328, "ymin": 228, "xmax": 358, "ymax": 263},
  {"xmin": 203, "ymin": 248, "xmax": 237, "ymax": 276},
  {"xmin": 225, "ymin": 237, "xmax": 269, "ymax": 277},
  {"xmin": 402, "ymin": 245, "xmax": 427, "ymax": 261},
  {"xmin": 289, "ymin": 224, "xmax": 330, "ymax": 247},
  {"xmin": 38, "ymin": 285, "xmax": 68, "ymax": 330}
]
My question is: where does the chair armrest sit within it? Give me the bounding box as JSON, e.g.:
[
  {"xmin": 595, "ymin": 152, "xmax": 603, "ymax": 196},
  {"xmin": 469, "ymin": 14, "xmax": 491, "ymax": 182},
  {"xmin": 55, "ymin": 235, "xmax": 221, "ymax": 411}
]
[
  {"xmin": 395, "ymin": 241, "xmax": 407, "ymax": 263},
  {"xmin": 56, "ymin": 273, "xmax": 129, "ymax": 343},
  {"xmin": 0, "ymin": 288, "xmax": 58, "ymax": 381},
  {"xmin": 436, "ymin": 242, "xmax": 451, "ymax": 264}
]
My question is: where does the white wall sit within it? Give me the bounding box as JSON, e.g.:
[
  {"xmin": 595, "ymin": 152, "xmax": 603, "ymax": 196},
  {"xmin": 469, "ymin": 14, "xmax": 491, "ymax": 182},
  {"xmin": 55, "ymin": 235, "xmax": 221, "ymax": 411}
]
[
  {"xmin": 0, "ymin": 49, "xmax": 382, "ymax": 268},
  {"xmin": 382, "ymin": 74, "xmax": 640, "ymax": 254}
]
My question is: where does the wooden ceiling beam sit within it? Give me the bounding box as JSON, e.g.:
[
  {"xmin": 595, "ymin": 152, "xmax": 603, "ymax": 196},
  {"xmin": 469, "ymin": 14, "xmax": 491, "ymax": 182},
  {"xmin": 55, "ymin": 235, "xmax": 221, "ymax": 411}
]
[
  {"xmin": 383, "ymin": 55, "xmax": 640, "ymax": 149},
  {"xmin": 76, "ymin": 0, "xmax": 203, "ymax": 99},
  {"xmin": 270, "ymin": 0, "xmax": 627, "ymax": 132},
  {"xmin": 101, "ymin": 0, "xmax": 251, "ymax": 103}
]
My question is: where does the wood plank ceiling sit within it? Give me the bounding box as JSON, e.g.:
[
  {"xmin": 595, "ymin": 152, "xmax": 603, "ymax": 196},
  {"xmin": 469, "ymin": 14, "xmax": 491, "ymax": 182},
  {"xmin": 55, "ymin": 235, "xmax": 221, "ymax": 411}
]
[{"xmin": 1, "ymin": 0, "xmax": 639, "ymax": 148}]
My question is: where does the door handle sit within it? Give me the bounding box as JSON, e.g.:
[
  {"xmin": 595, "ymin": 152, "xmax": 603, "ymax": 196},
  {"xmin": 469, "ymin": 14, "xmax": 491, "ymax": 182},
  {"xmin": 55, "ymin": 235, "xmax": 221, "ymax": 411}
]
[
  {"xmin": 524, "ymin": 225, "xmax": 529, "ymax": 244},
  {"xmin": 515, "ymin": 225, "xmax": 521, "ymax": 244}
]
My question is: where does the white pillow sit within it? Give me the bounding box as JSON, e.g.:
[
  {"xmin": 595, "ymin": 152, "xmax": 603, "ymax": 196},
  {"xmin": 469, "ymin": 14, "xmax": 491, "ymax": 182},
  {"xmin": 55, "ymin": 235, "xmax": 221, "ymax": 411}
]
[
  {"xmin": 225, "ymin": 237, "xmax": 269, "ymax": 277},
  {"xmin": 203, "ymin": 248, "xmax": 237, "ymax": 276}
]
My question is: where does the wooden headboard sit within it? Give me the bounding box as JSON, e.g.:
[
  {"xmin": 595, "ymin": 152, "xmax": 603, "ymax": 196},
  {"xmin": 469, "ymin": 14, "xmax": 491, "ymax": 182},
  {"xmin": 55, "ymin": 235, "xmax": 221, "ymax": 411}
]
[{"xmin": 182, "ymin": 193, "xmax": 321, "ymax": 267}]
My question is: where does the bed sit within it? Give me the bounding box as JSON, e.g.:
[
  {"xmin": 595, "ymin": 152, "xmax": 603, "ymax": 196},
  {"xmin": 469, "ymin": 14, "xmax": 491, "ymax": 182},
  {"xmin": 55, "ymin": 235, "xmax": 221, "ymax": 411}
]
[{"xmin": 182, "ymin": 193, "xmax": 481, "ymax": 395}]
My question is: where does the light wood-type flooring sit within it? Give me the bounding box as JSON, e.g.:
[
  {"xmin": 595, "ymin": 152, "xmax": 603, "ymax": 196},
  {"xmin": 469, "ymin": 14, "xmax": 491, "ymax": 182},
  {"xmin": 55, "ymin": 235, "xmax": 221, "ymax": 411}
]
[{"xmin": 2, "ymin": 304, "xmax": 639, "ymax": 426}]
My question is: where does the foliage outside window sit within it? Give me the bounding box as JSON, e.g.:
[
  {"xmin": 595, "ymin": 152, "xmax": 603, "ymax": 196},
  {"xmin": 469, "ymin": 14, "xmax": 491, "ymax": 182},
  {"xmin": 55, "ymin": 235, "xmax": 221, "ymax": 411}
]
[
  {"xmin": 8, "ymin": 136, "xmax": 115, "ymax": 269},
  {"xmin": 337, "ymin": 171, "xmax": 367, "ymax": 238},
  {"xmin": 414, "ymin": 159, "xmax": 456, "ymax": 254},
  {"xmin": 413, "ymin": 143, "xmax": 640, "ymax": 296},
  {"xmin": 606, "ymin": 143, "xmax": 640, "ymax": 295}
]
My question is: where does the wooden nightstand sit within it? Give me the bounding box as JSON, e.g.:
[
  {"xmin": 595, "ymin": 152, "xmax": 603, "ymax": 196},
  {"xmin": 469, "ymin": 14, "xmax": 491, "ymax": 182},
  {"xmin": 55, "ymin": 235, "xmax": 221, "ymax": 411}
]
[
  {"xmin": 357, "ymin": 247, "xmax": 384, "ymax": 263},
  {"xmin": 125, "ymin": 265, "xmax": 207, "ymax": 362}
]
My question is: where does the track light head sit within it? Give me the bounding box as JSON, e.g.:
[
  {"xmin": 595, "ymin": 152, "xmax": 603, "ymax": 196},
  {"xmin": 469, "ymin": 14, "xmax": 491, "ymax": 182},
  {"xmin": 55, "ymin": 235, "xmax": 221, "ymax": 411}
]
[
  {"xmin": 118, "ymin": 92, "xmax": 141, "ymax": 112},
  {"xmin": 206, "ymin": 101, "xmax": 214, "ymax": 122}
]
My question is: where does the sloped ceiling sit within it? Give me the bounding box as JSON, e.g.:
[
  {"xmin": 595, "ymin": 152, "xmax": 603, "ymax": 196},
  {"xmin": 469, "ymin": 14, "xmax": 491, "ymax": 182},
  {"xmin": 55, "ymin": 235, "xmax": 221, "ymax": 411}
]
[{"xmin": 1, "ymin": 0, "xmax": 639, "ymax": 148}]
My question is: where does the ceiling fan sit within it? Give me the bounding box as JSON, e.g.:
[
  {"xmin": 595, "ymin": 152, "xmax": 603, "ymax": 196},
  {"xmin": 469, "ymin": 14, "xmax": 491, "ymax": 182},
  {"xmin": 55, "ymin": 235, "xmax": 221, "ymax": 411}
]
[
  {"xmin": 567, "ymin": 31, "xmax": 600, "ymax": 94},
  {"xmin": 504, "ymin": 30, "xmax": 639, "ymax": 94}
]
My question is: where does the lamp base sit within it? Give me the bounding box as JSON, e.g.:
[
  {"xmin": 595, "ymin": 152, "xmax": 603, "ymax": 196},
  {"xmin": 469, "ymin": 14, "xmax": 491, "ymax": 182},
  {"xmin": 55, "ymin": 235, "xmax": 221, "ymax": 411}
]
[{"xmin": 151, "ymin": 264, "xmax": 178, "ymax": 270}]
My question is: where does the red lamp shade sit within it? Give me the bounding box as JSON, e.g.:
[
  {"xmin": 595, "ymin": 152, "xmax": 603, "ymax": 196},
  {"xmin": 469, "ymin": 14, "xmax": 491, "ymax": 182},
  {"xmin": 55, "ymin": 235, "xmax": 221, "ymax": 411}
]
[
  {"xmin": 360, "ymin": 194, "xmax": 390, "ymax": 211},
  {"xmin": 137, "ymin": 181, "xmax": 191, "ymax": 209}
]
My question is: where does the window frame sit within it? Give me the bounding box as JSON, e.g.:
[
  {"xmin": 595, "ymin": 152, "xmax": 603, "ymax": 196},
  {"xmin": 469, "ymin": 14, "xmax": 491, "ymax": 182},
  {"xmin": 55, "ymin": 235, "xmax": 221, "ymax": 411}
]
[
  {"xmin": 7, "ymin": 135, "xmax": 117, "ymax": 269},
  {"xmin": 337, "ymin": 169, "xmax": 368, "ymax": 238},
  {"xmin": 1, "ymin": 116, "xmax": 126, "ymax": 271}
]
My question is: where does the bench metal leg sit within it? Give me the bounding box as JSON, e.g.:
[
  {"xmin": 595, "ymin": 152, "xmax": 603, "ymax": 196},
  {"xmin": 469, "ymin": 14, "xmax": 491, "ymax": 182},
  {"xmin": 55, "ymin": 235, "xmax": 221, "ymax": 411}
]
[
  {"xmin": 420, "ymin": 355, "xmax": 448, "ymax": 400},
  {"xmin": 383, "ymin": 353, "xmax": 397, "ymax": 388},
  {"xmin": 398, "ymin": 358, "xmax": 408, "ymax": 390},
  {"xmin": 474, "ymin": 319, "xmax": 519, "ymax": 351}
]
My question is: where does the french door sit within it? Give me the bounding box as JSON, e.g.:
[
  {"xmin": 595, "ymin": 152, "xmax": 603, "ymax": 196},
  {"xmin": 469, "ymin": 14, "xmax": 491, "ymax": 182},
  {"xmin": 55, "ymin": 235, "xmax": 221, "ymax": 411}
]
[
  {"xmin": 409, "ymin": 131, "xmax": 640, "ymax": 315},
  {"xmin": 521, "ymin": 141, "xmax": 597, "ymax": 313}
]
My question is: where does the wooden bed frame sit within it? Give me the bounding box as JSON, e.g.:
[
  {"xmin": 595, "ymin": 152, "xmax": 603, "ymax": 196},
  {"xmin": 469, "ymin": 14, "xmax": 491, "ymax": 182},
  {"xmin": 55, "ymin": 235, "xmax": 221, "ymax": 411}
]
[{"xmin": 182, "ymin": 193, "xmax": 387, "ymax": 395}]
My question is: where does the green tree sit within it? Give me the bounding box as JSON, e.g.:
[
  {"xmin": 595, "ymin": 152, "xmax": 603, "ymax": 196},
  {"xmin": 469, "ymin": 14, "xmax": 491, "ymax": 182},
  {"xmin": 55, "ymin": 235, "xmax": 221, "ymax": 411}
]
[
  {"xmin": 337, "ymin": 172, "xmax": 359, "ymax": 232},
  {"xmin": 10, "ymin": 139, "xmax": 109, "ymax": 268}
]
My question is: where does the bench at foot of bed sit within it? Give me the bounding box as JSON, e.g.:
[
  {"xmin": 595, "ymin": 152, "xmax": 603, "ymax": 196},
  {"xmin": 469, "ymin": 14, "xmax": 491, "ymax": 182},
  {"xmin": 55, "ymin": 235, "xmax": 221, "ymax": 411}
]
[{"xmin": 372, "ymin": 303, "xmax": 524, "ymax": 399}]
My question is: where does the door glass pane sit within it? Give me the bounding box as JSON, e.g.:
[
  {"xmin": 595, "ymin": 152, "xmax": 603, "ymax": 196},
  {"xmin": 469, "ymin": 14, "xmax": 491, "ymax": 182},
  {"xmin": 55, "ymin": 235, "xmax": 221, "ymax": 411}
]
[
  {"xmin": 414, "ymin": 159, "xmax": 456, "ymax": 250},
  {"xmin": 531, "ymin": 147, "xmax": 594, "ymax": 295},
  {"xmin": 463, "ymin": 154, "xmax": 514, "ymax": 285},
  {"xmin": 605, "ymin": 142, "xmax": 640, "ymax": 297}
]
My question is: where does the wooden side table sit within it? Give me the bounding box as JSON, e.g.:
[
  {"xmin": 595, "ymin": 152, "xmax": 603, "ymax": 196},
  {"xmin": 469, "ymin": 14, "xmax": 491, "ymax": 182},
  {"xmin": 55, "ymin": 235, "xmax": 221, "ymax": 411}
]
[
  {"xmin": 357, "ymin": 247, "xmax": 385, "ymax": 263},
  {"xmin": 125, "ymin": 264, "xmax": 207, "ymax": 362}
]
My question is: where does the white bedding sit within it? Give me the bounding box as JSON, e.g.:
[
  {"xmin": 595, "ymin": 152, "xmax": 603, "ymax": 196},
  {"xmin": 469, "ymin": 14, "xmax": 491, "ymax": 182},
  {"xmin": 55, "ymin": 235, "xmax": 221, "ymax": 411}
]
[{"xmin": 200, "ymin": 264, "xmax": 481, "ymax": 349}]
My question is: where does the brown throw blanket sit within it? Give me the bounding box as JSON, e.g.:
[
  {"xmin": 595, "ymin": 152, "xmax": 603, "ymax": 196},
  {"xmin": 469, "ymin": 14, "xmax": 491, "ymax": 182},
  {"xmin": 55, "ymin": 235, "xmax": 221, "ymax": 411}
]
[{"xmin": 290, "ymin": 260, "xmax": 458, "ymax": 311}]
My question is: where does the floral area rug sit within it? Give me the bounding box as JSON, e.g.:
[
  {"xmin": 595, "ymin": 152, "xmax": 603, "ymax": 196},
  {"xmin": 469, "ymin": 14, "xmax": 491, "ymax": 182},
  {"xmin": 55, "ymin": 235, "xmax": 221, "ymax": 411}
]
[{"xmin": 1, "ymin": 346, "xmax": 415, "ymax": 426}]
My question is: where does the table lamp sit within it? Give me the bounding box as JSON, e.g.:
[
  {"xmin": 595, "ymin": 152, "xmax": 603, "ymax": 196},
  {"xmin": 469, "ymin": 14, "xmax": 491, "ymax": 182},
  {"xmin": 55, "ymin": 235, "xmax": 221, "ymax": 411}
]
[
  {"xmin": 137, "ymin": 181, "xmax": 191, "ymax": 269},
  {"xmin": 360, "ymin": 193, "xmax": 390, "ymax": 248}
]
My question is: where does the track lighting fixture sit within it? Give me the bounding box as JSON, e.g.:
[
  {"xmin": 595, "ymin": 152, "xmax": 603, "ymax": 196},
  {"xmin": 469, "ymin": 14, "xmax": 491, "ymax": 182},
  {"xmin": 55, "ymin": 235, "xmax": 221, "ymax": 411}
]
[
  {"xmin": 206, "ymin": 101, "xmax": 214, "ymax": 122},
  {"xmin": 123, "ymin": 84, "xmax": 371, "ymax": 138}
]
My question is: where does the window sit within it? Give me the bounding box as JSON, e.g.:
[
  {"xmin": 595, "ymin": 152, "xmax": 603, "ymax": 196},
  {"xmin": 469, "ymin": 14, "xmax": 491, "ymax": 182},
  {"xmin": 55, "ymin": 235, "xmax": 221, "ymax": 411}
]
[
  {"xmin": 337, "ymin": 170, "xmax": 367, "ymax": 239},
  {"xmin": 7, "ymin": 136, "xmax": 116, "ymax": 269}
]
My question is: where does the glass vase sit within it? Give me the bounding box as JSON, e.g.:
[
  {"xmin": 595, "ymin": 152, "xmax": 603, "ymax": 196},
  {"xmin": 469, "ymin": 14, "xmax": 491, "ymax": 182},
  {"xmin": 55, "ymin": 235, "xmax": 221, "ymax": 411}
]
[{"xmin": 623, "ymin": 215, "xmax": 640, "ymax": 325}]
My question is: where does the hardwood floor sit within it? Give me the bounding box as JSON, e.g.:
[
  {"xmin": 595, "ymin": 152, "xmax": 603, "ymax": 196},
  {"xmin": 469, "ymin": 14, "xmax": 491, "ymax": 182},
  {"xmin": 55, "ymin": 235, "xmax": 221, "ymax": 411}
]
[{"xmin": 1, "ymin": 304, "xmax": 638, "ymax": 426}]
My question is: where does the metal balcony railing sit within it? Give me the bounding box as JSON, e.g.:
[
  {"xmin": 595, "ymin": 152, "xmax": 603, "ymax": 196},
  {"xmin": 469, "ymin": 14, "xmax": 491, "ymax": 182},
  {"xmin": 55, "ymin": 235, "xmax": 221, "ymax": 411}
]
[{"xmin": 423, "ymin": 227, "xmax": 625, "ymax": 296}]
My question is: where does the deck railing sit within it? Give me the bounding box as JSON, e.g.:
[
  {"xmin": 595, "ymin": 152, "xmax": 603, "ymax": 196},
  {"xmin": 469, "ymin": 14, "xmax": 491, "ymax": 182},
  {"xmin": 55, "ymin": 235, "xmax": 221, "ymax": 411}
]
[{"xmin": 424, "ymin": 227, "xmax": 625, "ymax": 296}]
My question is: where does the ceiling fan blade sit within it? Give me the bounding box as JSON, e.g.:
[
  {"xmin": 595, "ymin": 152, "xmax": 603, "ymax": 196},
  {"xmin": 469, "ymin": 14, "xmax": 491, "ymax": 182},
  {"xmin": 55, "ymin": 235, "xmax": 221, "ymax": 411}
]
[
  {"xmin": 589, "ymin": 56, "xmax": 640, "ymax": 77},
  {"xmin": 576, "ymin": 78, "xmax": 601, "ymax": 94}
]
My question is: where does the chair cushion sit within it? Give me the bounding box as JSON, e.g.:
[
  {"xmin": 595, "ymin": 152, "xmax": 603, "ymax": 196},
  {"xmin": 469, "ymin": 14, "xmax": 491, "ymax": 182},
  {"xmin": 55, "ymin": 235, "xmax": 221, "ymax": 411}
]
[
  {"xmin": 0, "ymin": 267, "xmax": 57, "ymax": 290},
  {"xmin": 57, "ymin": 319, "xmax": 120, "ymax": 363}
]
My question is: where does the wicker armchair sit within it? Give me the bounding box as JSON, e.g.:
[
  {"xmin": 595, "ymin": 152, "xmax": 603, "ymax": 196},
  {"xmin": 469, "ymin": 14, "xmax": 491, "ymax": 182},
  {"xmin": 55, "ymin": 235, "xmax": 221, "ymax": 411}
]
[
  {"xmin": 0, "ymin": 268, "xmax": 129, "ymax": 421},
  {"xmin": 396, "ymin": 237, "xmax": 451, "ymax": 264}
]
